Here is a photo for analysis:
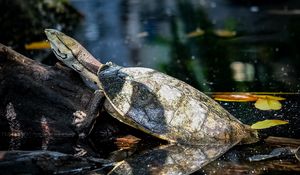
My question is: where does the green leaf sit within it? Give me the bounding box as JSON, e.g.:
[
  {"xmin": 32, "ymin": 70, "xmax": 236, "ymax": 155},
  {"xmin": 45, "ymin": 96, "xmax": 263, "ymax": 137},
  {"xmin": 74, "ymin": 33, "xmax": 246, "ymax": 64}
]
[{"xmin": 251, "ymin": 119, "xmax": 288, "ymax": 130}]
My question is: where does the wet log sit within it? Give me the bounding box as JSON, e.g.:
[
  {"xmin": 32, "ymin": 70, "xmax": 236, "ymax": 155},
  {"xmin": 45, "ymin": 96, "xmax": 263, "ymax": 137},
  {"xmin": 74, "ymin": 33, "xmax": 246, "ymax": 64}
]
[
  {"xmin": 0, "ymin": 150, "xmax": 97, "ymax": 175},
  {"xmin": 202, "ymin": 137, "xmax": 300, "ymax": 175},
  {"xmin": 264, "ymin": 136, "xmax": 300, "ymax": 147},
  {"xmin": 0, "ymin": 43, "xmax": 96, "ymax": 149},
  {"xmin": 0, "ymin": 150, "xmax": 115, "ymax": 175},
  {"xmin": 202, "ymin": 158, "xmax": 300, "ymax": 175}
]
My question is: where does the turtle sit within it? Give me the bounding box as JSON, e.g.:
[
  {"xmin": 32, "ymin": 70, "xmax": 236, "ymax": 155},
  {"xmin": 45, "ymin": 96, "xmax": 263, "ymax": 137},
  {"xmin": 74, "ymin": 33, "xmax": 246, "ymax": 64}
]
[{"xmin": 44, "ymin": 29, "xmax": 259, "ymax": 174}]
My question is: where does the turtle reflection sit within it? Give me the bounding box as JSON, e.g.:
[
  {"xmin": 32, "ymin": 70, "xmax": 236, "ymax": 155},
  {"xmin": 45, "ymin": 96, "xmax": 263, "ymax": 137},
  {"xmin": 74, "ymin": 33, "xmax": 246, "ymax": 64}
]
[
  {"xmin": 109, "ymin": 143, "xmax": 235, "ymax": 175},
  {"xmin": 46, "ymin": 29, "xmax": 259, "ymax": 175}
]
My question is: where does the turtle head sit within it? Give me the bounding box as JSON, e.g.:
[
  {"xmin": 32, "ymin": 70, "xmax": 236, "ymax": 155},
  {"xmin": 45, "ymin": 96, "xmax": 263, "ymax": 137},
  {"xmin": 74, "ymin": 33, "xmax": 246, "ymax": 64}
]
[{"xmin": 45, "ymin": 29, "xmax": 102, "ymax": 88}]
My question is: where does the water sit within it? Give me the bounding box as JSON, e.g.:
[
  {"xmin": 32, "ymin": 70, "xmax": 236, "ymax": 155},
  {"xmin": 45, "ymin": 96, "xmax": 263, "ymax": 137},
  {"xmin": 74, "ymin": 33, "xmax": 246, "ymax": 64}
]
[
  {"xmin": 1, "ymin": 0, "xmax": 300, "ymax": 174},
  {"xmin": 70, "ymin": 0, "xmax": 300, "ymax": 92}
]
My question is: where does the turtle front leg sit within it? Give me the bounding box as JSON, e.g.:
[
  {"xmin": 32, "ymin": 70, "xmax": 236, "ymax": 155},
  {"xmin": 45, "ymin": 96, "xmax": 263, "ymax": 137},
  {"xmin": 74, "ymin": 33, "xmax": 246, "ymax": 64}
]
[{"xmin": 73, "ymin": 90, "xmax": 105, "ymax": 137}]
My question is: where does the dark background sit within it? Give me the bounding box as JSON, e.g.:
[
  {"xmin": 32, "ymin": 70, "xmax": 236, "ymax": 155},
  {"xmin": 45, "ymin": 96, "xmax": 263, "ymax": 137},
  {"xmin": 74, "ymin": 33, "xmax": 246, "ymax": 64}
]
[{"xmin": 0, "ymin": 0, "xmax": 299, "ymax": 154}]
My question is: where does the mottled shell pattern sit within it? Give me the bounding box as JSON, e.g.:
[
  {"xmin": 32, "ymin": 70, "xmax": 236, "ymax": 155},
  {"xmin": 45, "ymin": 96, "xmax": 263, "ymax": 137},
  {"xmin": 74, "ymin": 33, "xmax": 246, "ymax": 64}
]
[{"xmin": 99, "ymin": 63, "xmax": 256, "ymax": 145}]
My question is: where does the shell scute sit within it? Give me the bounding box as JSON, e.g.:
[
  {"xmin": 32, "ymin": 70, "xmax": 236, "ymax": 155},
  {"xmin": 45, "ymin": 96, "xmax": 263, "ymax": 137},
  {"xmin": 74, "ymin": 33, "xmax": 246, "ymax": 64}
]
[{"xmin": 99, "ymin": 65, "xmax": 253, "ymax": 145}]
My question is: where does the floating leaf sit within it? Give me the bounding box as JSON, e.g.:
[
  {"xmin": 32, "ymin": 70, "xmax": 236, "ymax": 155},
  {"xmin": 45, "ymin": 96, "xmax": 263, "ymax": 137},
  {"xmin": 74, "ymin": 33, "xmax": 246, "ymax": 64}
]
[
  {"xmin": 214, "ymin": 29, "xmax": 236, "ymax": 37},
  {"xmin": 25, "ymin": 41, "xmax": 50, "ymax": 50},
  {"xmin": 254, "ymin": 98, "xmax": 282, "ymax": 110},
  {"xmin": 255, "ymin": 95, "xmax": 285, "ymax": 101},
  {"xmin": 212, "ymin": 93, "xmax": 285, "ymax": 110},
  {"xmin": 254, "ymin": 95, "xmax": 285, "ymax": 110},
  {"xmin": 187, "ymin": 28, "xmax": 205, "ymax": 38},
  {"xmin": 251, "ymin": 119, "xmax": 288, "ymax": 130},
  {"xmin": 214, "ymin": 94, "xmax": 258, "ymax": 102},
  {"xmin": 114, "ymin": 135, "xmax": 141, "ymax": 150}
]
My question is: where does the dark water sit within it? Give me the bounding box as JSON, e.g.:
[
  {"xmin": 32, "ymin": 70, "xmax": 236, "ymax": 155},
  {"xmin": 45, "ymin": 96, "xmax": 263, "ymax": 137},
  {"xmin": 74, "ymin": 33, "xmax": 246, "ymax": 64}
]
[
  {"xmin": 70, "ymin": 0, "xmax": 300, "ymax": 92},
  {"xmin": 1, "ymin": 0, "xmax": 299, "ymax": 92},
  {"xmin": 68, "ymin": 0, "xmax": 300, "ymax": 138},
  {"xmin": 1, "ymin": 0, "xmax": 300, "ymax": 174}
]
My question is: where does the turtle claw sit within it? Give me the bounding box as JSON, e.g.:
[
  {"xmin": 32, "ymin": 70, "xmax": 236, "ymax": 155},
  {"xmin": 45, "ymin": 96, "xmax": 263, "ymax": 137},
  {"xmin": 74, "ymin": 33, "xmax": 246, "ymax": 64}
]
[
  {"xmin": 73, "ymin": 111, "xmax": 87, "ymax": 128},
  {"xmin": 72, "ymin": 110, "xmax": 90, "ymax": 137},
  {"xmin": 74, "ymin": 139, "xmax": 99, "ymax": 157},
  {"xmin": 74, "ymin": 145, "xmax": 88, "ymax": 157},
  {"xmin": 72, "ymin": 90, "xmax": 105, "ymax": 137}
]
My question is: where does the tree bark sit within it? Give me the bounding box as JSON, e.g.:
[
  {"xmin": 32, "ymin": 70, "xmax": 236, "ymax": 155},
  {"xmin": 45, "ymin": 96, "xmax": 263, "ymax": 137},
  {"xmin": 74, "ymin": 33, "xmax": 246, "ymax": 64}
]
[{"xmin": 0, "ymin": 43, "xmax": 95, "ymax": 149}]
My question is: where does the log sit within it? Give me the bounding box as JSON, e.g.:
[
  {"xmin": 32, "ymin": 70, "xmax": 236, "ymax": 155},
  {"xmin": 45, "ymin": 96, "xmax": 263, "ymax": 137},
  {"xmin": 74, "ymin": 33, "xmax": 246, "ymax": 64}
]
[
  {"xmin": 0, "ymin": 43, "xmax": 101, "ymax": 150},
  {"xmin": 265, "ymin": 136, "xmax": 300, "ymax": 147},
  {"xmin": 202, "ymin": 158, "xmax": 300, "ymax": 175},
  {"xmin": 0, "ymin": 150, "xmax": 96, "ymax": 175},
  {"xmin": 0, "ymin": 150, "xmax": 116, "ymax": 175}
]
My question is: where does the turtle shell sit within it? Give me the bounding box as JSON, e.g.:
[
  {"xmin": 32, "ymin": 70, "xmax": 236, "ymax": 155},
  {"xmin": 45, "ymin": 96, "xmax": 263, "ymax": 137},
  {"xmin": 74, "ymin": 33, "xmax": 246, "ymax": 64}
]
[{"xmin": 98, "ymin": 64, "xmax": 257, "ymax": 145}]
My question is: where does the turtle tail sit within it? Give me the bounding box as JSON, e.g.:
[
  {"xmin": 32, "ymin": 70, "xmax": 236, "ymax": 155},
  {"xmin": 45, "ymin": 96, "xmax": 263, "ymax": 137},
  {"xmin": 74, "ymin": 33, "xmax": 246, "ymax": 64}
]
[{"xmin": 240, "ymin": 125, "xmax": 259, "ymax": 144}]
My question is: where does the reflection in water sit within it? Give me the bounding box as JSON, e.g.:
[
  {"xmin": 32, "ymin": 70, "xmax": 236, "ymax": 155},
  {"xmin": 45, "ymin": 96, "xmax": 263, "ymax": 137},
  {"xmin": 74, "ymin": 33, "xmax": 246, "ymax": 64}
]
[
  {"xmin": 72, "ymin": 0, "xmax": 132, "ymax": 66},
  {"xmin": 70, "ymin": 0, "xmax": 300, "ymax": 92},
  {"xmin": 230, "ymin": 62, "xmax": 255, "ymax": 82},
  {"xmin": 0, "ymin": 0, "xmax": 81, "ymax": 55},
  {"xmin": 1, "ymin": 0, "xmax": 300, "ymax": 174},
  {"xmin": 67, "ymin": 0, "xmax": 300, "ymax": 139},
  {"xmin": 65, "ymin": 1, "xmax": 300, "ymax": 173},
  {"xmin": 109, "ymin": 143, "xmax": 236, "ymax": 175}
]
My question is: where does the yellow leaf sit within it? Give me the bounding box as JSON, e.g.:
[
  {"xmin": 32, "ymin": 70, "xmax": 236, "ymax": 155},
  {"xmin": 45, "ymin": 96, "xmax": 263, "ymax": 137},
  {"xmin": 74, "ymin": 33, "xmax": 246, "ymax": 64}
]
[
  {"xmin": 214, "ymin": 94, "xmax": 258, "ymax": 102},
  {"xmin": 187, "ymin": 28, "xmax": 205, "ymax": 38},
  {"xmin": 25, "ymin": 41, "xmax": 50, "ymax": 50},
  {"xmin": 251, "ymin": 119, "xmax": 288, "ymax": 130},
  {"xmin": 214, "ymin": 29, "xmax": 236, "ymax": 37},
  {"xmin": 255, "ymin": 95, "xmax": 285, "ymax": 101},
  {"xmin": 254, "ymin": 98, "xmax": 282, "ymax": 110}
]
